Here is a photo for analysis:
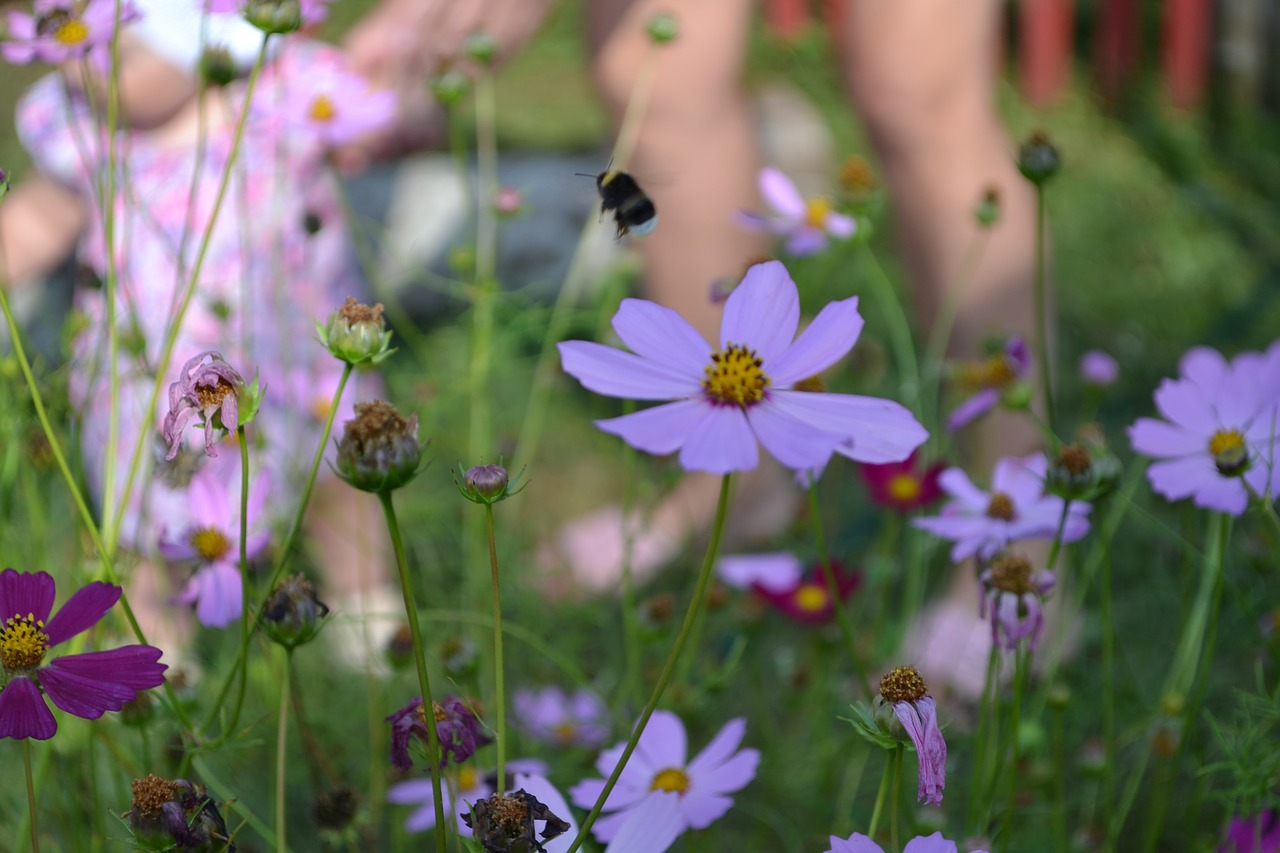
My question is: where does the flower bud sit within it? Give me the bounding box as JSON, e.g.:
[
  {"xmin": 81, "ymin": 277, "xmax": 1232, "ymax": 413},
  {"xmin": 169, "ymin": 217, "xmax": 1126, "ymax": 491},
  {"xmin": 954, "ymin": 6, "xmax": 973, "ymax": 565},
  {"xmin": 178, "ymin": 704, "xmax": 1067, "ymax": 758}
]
[
  {"xmin": 334, "ymin": 400, "xmax": 426, "ymax": 494},
  {"xmin": 1018, "ymin": 130, "xmax": 1061, "ymax": 186},
  {"xmin": 197, "ymin": 46, "xmax": 237, "ymax": 87},
  {"xmin": 464, "ymin": 29, "xmax": 498, "ymax": 65},
  {"xmin": 1000, "ymin": 380, "xmax": 1035, "ymax": 411},
  {"xmin": 430, "ymin": 68, "xmax": 470, "ymax": 106},
  {"xmin": 318, "ymin": 296, "xmax": 395, "ymax": 368},
  {"xmin": 244, "ymin": 0, "xmax": 301, "ymax": 34},
  {"xmin": 1046, "ymin": 443, "xmax": 1094, "ymax": 501},
  {"xmin": 261, "ymin": 574, "xmax": 330, "ymax": 650},
  {"xmin": 646, "ymin": 11, "xmax": 679, "ymax": 43},
  {"xmin": 458, "ymin": 463, "xmax": 524, "ymax": 505},
  {"xmin": 974, "ymin": 186, "xmax": 1000, "ymax": 228},
  {"xmin": 492, "ymin": 186, "xmax": 523, "ymax": 217}
]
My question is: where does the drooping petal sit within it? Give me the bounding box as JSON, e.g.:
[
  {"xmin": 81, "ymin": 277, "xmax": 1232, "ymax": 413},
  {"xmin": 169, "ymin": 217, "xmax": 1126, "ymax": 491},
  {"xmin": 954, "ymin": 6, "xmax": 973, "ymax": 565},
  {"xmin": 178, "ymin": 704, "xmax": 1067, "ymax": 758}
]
[
  {"xmin": 595, "ymin": 399, "xmax": 710, "ymax": 457},
  {"xmin": 513, "ymin": 772, "xmax": 579, "ymax": 853},
  {"xmin": 679, "ymin": 406, "xmax": 759, "ymax": 473},
  {"xmin": 46, "ymin": 646, "xmax": 166, "ymax": 691},
  {"xmin": 768, "ymin": 391, "xmax": 928, "ymax": 464},
  {"xmin": 37, "ymin": 664, "xmax": 138, "ymax": 720},
  {"xmin": 758, "ymin": 167, "xmax": 806, "ymax": 219},
  {"xmin": 720, "ymin": 261, "xmax": 799, "ymax": 363},
  {"xmin": 745, "ymin": 400, "xmax": 847, "ymax": 471},
  {"xmin": 0, "ymin": 569, "xmax": 57, "ymax": 624},
  {"xmin": 559, "ymin": 341, "xmax": 702, "ymax": 401},
  {"xmin": 602, "ymin": 792, "xmax": 684, "ymax": 853},
  {"xmin": 0, "ymin": 676, "xmax": 56, "ymax": 740},
  {"xmin": 1129, "ymin": 418, "xmax": 1207, "ymax": 458},
  {"xmin": 767, "ymin": 296, "xmax": 864, "ymax": 386},
  {"xmin": 947, "ymin": 389, "xmax": 999, "ymax": 431},
  {"xmin": 43, "ymin": 581, "xmax": 121, "ymax": 646},
  {"xmin": 892, "ymin": 697, "xmax": 946, "ymax": 805},
  {"xmin": 611, "ymin": 299, "xmax": 713, "ymax": 376}
]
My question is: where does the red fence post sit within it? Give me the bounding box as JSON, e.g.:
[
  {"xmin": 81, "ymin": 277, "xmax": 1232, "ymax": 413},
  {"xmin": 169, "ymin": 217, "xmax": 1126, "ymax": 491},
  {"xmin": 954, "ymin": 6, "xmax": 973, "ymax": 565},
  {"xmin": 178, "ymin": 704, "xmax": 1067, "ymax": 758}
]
[
  {"xmin": 765, "ymin": 0, "xmax": 812, "ymax": 40},
  {"xmin": 1163, "ymin": 0, "xmax": 1213, "ymax": 107},
  {"xmin": 1019, "ymin": 0, "xmax": 1076, "ymax": 105},
  {"xmin": 1095, "ymin": 0, "xmax": 1142, "ymax": 101}
]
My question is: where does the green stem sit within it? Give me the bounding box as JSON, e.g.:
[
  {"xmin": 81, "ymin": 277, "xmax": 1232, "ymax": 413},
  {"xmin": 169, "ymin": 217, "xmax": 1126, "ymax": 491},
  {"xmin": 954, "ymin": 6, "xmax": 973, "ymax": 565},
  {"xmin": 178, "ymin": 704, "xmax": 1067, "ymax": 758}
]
[
  {"xmin": 890, "ymin": 744, "xmax": 903, "ymax": 853},
  {"xmin": 483, "ymin": 504, "xmax": 507, "ymax": 796},
  {"xmin": 565, "ymin": 475, "xmax": 734, "ymax": 853},
  {"xmin": 23, "ymin": 740, "xmax": 38, "ymax": 853},
  {"xmin": 807, "ymin": 482, "xmax": 872, "ymax": 700},
  {"xmin": 1100, "ymin": 534, "xmax": 1117, "ymax": 852},
  {"xmin": 101, "ymin": 0, "xmax": 123, "ymax": 547},
  {"xmin": 859, "ymin": 245, "xmax": 921, "ymax": 415},
  {"xmin": 226, "ymin": 426, "xmax": 252, "ymax": 736},
  {"xmin": 1051, "ymin": 698, "xmax": 1067, "ymax": 853},
  {"xmin": 276, "ymin": 650, "xmax": 291, "ymax": 853},
  {"xmin": 617, "ymin": 409, "xmax": 643, "ymax": 709},
  {"xmin": 1032, "ymin": 186, "xmax": 1056, "ymax": 435},
  {"xmin": 1000, "ymin": 646, "xmax": 1029, "ymax": 849},
  {"xmin": 379, "ymin": 491, "xmax": 447, "ymax": 853},
  {"xmin": 868, "ymin": 752, "xmax": 892, "ymax": 838},
  {"xmin": 923, "ymin": 228, "xmax": 991, "ymax": 433}
]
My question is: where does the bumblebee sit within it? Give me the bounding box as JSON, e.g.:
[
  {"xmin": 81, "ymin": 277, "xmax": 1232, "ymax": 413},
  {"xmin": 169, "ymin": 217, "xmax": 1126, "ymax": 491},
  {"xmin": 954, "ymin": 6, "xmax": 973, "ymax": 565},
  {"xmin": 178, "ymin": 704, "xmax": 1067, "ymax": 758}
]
[{"xmin": 595, "ymin": 169, "xmax": 658, "ymax": 239}]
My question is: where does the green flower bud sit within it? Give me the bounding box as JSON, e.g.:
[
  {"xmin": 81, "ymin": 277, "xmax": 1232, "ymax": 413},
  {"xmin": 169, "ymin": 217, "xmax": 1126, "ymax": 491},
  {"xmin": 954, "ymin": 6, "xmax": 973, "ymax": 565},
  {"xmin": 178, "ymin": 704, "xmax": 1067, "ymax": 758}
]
[
  {"xmin": 197, "ymin": 46, "xmax": 237, "ymax": 88},
  {"xmin": 1018, "ymin": 130, "xmax": 1061, "ymax": 186},
  {"xmin": 261, "ymin": 574, "xmax": 330, "ymax": 650},
  {"xmin": 431, "ymin": 68, "xmax": 470, "ymax": 107},
  {"xmin": 1000, "ymin": 380, "xmax": 1035, "ymax": 411},
  {"xmin": 317, "ymin": 296, "xmax": 395, "ymax": 368},
  {"xmin": 464, "ymin": 30, "xmax": 498, "ymax": 65},
  {"xmin": 646, "ymin": 11, "xmax": 679, "ymax": 43},
  {"xmin": 334, "ymin": 400, "xmax": 426, "ymax": 494},
  {"xmin": 457, "ymin": 462, "xmax": 526, "ymax": 505},
  {"xmin": 244, "ymin": 0, "xmax": 301, "ymax": 34},
  {"xmin": 974, "ymin": 186, "xmax": 1000, "ymax": 228}
]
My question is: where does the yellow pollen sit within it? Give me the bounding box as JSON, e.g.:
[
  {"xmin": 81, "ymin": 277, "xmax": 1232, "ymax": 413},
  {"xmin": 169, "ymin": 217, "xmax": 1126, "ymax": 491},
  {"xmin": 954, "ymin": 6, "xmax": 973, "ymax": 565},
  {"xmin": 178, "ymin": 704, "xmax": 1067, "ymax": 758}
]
[
  {"xmin": 552, "ymin": 722, "xmax": 578, "ymax": 743},
  {"xmin": 888, "ymin": 474, "xmax": 921, "ymax": 503},
  {"xmin": 702, "ymin": 343, "xmax": 770, "ymax": 406},
  {"xmin": 962, "ymin": 355, "xmax": 1017, "ymax": 390},
  {"xmin": 989, "ymin": 555, "xmax": 1035, "ymax": 595},
  {"xmin": 455, "ymin": 766, "xmax": 479, "ymax": 791},
  {"xmin": 308, "ymin": 94, "xmax": 338, "ymax": 123},
  {"xmin": 878, "ymin": 665, "xmax": 928, "ymax": 703},
  {"xmin": 986, "ymin": 491, "xmax": 1016, "ymax": 521},
  {"xmin": 792, "ymin": 374, "xmax": 826, "ymax": 393},
  {"xmin": 1208, "ymin": 429, "xmax": 1245, "ymax": 457},
  {"xmin": 189, "ymin": 527, "xmax": 231, "ymax": 562},
  {"xmin": 54, "ymin": 19, "xmax": 89, "ymax": 44},
  {"xmin": 805, "ymin": 197, "xmax": 832, "ymax": 229},
  {"xmin": 194, "ymin": 379, "xmax": 234, "ymax": 410},
  {"xmin": 650, "ymin": 768, "xmax": 690, "ymax": 795},
  {"xmin": 793, "ymin": 583, "xmax": 829, "ymax": 613},
  {"xmin": 1, "ymin": 613, "xmax": 50, "ymax": 671}
]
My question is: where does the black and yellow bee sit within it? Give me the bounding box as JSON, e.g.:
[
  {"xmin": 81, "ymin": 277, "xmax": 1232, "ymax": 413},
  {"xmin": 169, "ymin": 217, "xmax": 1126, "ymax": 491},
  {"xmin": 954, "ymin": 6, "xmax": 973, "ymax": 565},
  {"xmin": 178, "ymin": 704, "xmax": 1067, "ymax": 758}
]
[{"xmin": 595, "ymin": 169, "xmax": 658, "ymax": 239}]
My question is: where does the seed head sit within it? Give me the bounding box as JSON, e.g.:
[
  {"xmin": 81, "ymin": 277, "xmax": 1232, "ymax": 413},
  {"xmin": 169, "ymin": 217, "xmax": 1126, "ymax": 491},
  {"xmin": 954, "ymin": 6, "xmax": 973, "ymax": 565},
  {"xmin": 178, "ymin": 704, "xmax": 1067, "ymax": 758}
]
[
  {"xmin": 261, "ymin": 574, "xmax": 330, "ymax": 650},
  {"xmin": 318, "ymin": 296, "xmax": 395, "ymax": 368},
  {"xmin": 334, "ymin": 400, "xmax": 426, "ymax": 494}
]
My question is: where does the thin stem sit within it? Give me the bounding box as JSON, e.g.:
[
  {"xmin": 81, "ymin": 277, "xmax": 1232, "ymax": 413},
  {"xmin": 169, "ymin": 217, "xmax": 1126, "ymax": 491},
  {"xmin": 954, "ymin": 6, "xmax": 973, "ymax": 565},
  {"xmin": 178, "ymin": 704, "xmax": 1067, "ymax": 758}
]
[
  {"xmin": 100, "ymin": 0, "xmax": 124, "ymax": 547},
  {"xmin": 1000, "ymin": 646, "xmax": 1029, "ymax": 849},
  {"xmin": 565, "ymin": 474, "xmax": 734, "ymax": 853},
  {"xmin": 276, "ymin": 650, "xmax": 292, "ymax": 853},
  {"xmin": 890, "ymin": 744, "xmax": 903, "ymax": 853},
  {"xmin": 226, "ymin": 426, "xmax": 252, "ymax": 736},
  {"xmin": 1032, "ymin": 186, "xmax": 1056, "ymax": 435},
  {"xmin": 610, "ymin": 46, "xmax": 659, "ymax": 172},
  {"xmin": 1100, "ymin": 534, "xmax": 1117, "ymax": 852},
  {"xmin": 484, "ymin": 503, "xmax": 507, "ymax": 796},
  {"xmin": 1051, "ymin": 698, "xmax": 1067, "ymax": 853},
  {"xmin": 969, "ymin": 644, "xmax": 1001, "ymax": 832},
  {"xmin": 379, "ymin": 491, "xmax": 447, "ymax": 853},
  {"xmin": 807, "ymin": 482, "xmax": 872, "ymax": 700},
  {"xmin": 868, "ymin": 752, "xmax": 892, "ymax": 838},
  {"xmin": 858, "ymin": 244, "xmax": 921, "ymax": 415},
  {"xmin": 23, "ymin": 740, "xmax": 38, "ymax": 853}
]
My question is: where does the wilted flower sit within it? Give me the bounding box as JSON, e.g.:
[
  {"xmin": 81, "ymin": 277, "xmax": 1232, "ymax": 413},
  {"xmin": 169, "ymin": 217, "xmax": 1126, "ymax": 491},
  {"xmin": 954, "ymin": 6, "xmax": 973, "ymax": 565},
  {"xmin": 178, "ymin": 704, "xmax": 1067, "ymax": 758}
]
[
  {"xmin": 125, "ymin": 775, "xmax": 233, "ymax": 851},
  {"xmin": 827, "ymin": 832, "xmax": 987, "ymax": 853},
  {"xmin": 314, "ymin": 785, "xmax": 362, "ymax": 843},
  {"xmin": 2, "ymin": 0, "xmax": 141, "ymax": 66},
  {"xmin": 388, "ymin": 761, "xmax": 559, "ymax": 837},
  {"xmin": 1079, "ymin": 350, "xmax": 1119, "ymax": 387},
  {"xmin": 0, "ymin": 570, "xmax": 166, "ymax": 739},
  {"xmin": 876, "ymin": 665, "xmax": 946, "ymax": 805},
  {"xmin": 513, "ymin": 686, "xmax": 610, "ymax": 748},
  {"xmin": 387, "ymin": 695, "xmax": 489, "ymax": 772},
  {"xmin": 462, "ymin": 788, "xmax": 571, "ymax": 853},
  {"xmin": 162, "ymin": 352, "xmax": 259, "ymax": 461},
  {"xmin": 861, "ymin": 452, "xmax": 945, "ymax": 513},
  {"xmin": 261, "ymin": 574, "xmax": 329, "ymax": 649},
  {"xmin": 736, "ymin": 168, "xmax": 856, "ymax": 256},
  {"xmin": 569, "ymin": 711, "xmax": 759, "ymax": 844},
  {"xmin": 913, "ymin": 453, "xmax": 1091, "ymax": 562},
  {"xmin": 558, "ymin": 261, "xmax": 926, "ymax": 474},
  {"xmin": 1128, "ymin": 343, "xmax": 1280, "ymax": 516},
  {"xmin": 947, "ymin": 336, "xmax": 1031, "ymax": 431},
  {"xmin": 1017, "ymin": 130, "xmax": 1061, "ymax": 186},
  {"xmin": 274, "ymin": 60, "xmax": 397, "ymax": 147},
  {"xmin": 334, "ymin": 400, "xmax": 425, "ymax": 494},
  {"xmin": 1220, "ymin": 810, "xmax": 1280, "ymax": 853},
  {"xmin": 979, "ymin": 553, "xmax": 1055, "ymax": 650},
  {"xmin": 318, "ymin": 296, "xmax": 394, "ymax": 368}
]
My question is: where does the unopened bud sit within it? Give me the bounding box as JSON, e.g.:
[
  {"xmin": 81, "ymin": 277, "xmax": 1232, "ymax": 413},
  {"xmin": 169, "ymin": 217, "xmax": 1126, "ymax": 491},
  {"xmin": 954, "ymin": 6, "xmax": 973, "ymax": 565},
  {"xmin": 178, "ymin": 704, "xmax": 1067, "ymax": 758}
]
[
  {"xmin": 261, "ymin": 574, "xmax": 330, "ymax": 650},
  {"xmin": 974, "ymin": 186, "xmax": 1000, "ymax": 227},
  {"xmin": 334, "ymin": 400, "xmax": 426, "ymax": 494},
  {"xmin": 243, "ymin": 0, "xmax": 301, "ymax": 34},
  {"xmin": 318, "ymin": 296, "xmax": 395, "ymax": 368},
  {"xmin": 646, "ymin": 11, "xmax": 679, "ymax": 43},
  {"xmin": 430, "ymin": 67, "xmax": 470, "ymax": 106},
  {"xmin": 458, "ymin": 462, "xmax": 525, "ymax": 505},
  {"xmin": 197, "ymin": 45, "xmax": 237, "ymax": 87},
  {"xmin": 1018, "ymin": 130, "xmax": 1061, "ymax": 186},
  {"xmin": 464, "ymin": 29, "xmax": 498, "ymax": 65}
]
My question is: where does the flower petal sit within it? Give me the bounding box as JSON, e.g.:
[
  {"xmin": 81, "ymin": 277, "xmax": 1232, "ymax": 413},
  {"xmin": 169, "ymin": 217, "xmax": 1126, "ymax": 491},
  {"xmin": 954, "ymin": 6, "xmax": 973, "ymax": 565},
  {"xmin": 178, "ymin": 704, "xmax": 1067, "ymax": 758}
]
[
  {"xmin": 937, "ymin": 468, "xmax": 989, "ymax": 510},
  {"xmin": 769, "ymin": 391, "xmax": 928, "ymax": 464},
  {"xmin": 635, "ymin": 710, "xmax": 687, "ymax": 771},
  {"xmin": 717, "ymin": 553, "xmax": 803, "ymax": 593},
  {"xmin": 827, "ymin": 834, "xmax": 885, "ymax": 853},
  {"xmin": 993, "ymin": 454, "xmax": 1047, "ymax": 505},
  {"xmin": 43, "ymin": 581, "xmax": 121, "ymax": 646},
  {"xmin": 1146, "ymin": 455, "xmax": 1218, "ymax": 503},
  {"xmin": 758, "ymin": 167, "xmax": 806, "ymax": 219},
  {"xmin": 612, "ymin": 299, "xmax": 713, "ymax": 376},
  {"xmin": 559, "ymin": 341, "xmax": 701, "ymax": 400},
  {"xmin": 903, "ymin": 833, "xmax": 958, "ymax": 853},
  {"xmin": 37, "ymin": 663, "xmax": 138, "ymax": 720},
  {"xmin": 721, "ymin": 261, "xmax": 799, "ymax": 363},
  {"xmin": 594, "ymin": 399, "xmax": 710, "ymax": 457},
  {"xmin": 767, "ymin": 296, "xmax": 864, "ymax": 387},
  {"xmin": 745, "ymin": 399, "xmax": 846, "ymax": 470},
  {"xmin": 679, "ymin": 406, "xmax": 759, "ymax": 473},
  {"xmin": 603, "ymin": 792, "xmax": 684, "ymax": 853},
  {"xmin": 1179, "ymin": 346, "xmax": 1229, "ymax": 391},
  {"xmin": 0, "ymin": 569, "xmax": 57, "ymax": 624},
  {"xmin": 0, "ymin": 676, "xmax": 56, "ymax": 740},
  {"xmin": 690, "ymin": 747, "xmax": 759, "ymax": 796},
  {"xmin": 1190, "ymin": 473, "xmax": 1249, "ymax": 516},
  {"xmin": 824, "ymin": 211, "xmax": 857, "ymax": 238},
  {"xmin": 1129, "ymin": 418, "xmax": 1206, "ymax": 458},
  {"xmin": 47, "ymin": 646, "xmax": 166, "ymax": 691},
  {"xmin": 785, "ymin": 228, "xmax": 828, "ymax": 256},
  {"xmin": 687, "ymin": 717, "xmax": 747, "ymax": 776},
  {"xmin": 1153, "ymin": 378, "xmax": 1217, "ymax": 434},
  {"xmin": 947, "ymin": 389, "xmax": 999, "ymax": 432}
]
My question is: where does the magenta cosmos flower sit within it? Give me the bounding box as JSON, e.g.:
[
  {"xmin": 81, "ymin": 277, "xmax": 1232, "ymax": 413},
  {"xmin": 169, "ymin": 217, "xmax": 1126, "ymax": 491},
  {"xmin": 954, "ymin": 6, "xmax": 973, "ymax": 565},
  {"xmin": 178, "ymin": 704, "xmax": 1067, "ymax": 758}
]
[
  {"xmin": 750, "ymin": 559, "xmax": 860, "ymax": 624},
  {"xmin": 163, "ymin": 352, "xmax": 246, "ymax": 461},
  {"xmin": 270, "ymin": 60, "xmax": 397, "ymax": 148},
  {"xmin": 513, "ymin": 685, "xmax": 610, "ymax": 748},
  {"xmin": 979, "ymin": 553, "xmax": 1055, "ymax": 651},
  {"xmin": 558, "ymin": 261, "xmax": 927, "ymax": 474},
  {"xmin": 2, "ymin": 0, "xmax": 140, "ymax": 66},
  {"xmin": 861, "ymin": 451, "xmax": 945, "ymax": 513},
  {"xmin": 158, "ymin": 460, "xmax": 270, "ymax": 628},
  {"xmin": 0, "ymin": 569, "xmax": 166, "ymax": 740},
  {"xmin": 948, "ymin": 336, "xmax": 1030, "ymax": 431},
  {"xmin": 736, "ymin": 167, "xmax": 856, "ymax": 256},
  {"xmin": 913, "ymin": 453, "xmax": 1091, "ymax": 562},
  {"xmin": 387, "ymin": 694, "xmax": 489, "ymax": 772},
  {"xmin": 1129, "ymin": 344, "xmax": 1280, "ymax": 516},
  {"xmin": 1220, "ymin": 810, "xmax": 1280, "ymax": 853},
  {"xmin": 877, "ymin": 665, "xmax": 946, "ymax": 805},
  {"xmin": 827, "ymin": 832, "xmax": 987, "ymax": 853},
  {"xmin": 569, "ymin": 710, "xmax": 759, "ymax": 845}
]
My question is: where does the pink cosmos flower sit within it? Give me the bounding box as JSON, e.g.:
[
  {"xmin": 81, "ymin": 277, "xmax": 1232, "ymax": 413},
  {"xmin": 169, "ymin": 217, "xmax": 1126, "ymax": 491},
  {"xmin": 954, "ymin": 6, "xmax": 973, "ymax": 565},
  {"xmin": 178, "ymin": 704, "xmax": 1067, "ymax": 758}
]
[
  {"xmin": 861, "ymin": 451, "xmax": 945, "ymax": 513},
  {"xmin": 736, "ymin": 167, "xmax": 856, "ymax": 256},
  {"xmin": 979, "ymin": 554, "xmax": 1056, "ymax": 651},
  {"xmin": 513, "ymin": 686, "xmax": 610, "ymax": 748},
  {"xmin": 1079, "ymin": 349, "xmax": 1119, "ymax": 387},
  {"xmin": 270, "ymin": 60, "xmax": 397, "ymax": 148},
  {"xmin": 1128, "ymin": 344, "xmax": 1280, "ymax": 516},
  {"xmin": 716, "ymin": 552, "xmax": 802, "ymax": 593},
  {"xmin": 162, "ymin": 352, "xmax": 245, "ymax": 461},
  {"xmin": 558, "ymin": 261, "xmax": 927, "ymax": 475},
  {"xmin": 0, "ymin": 569, "xmax": 166, "ymax": 740},
  {"xmin": 2, "ymin": 0, "xmax": 140, "ymax": 66},
  {"xmin": 158, "ymin": 459, "xmax": 270, "ymax": 628},
  {"xmin": 877, "ymin": 665, "xmax": 946, "ymax": 805},
  {"xmin": 912, "ymin": 453, "xmax": 1092, "ymax": 562},
  {"xmin": 827, "ymin": 832, "xmax": 988, "ymax": 853},
  {"xmin": 569, "ymin": 711, "xmax": 759, "ymax": 845},
  {"xmin": 948, "ymin": 336, "xmax": 1030, "ymax": 431}
]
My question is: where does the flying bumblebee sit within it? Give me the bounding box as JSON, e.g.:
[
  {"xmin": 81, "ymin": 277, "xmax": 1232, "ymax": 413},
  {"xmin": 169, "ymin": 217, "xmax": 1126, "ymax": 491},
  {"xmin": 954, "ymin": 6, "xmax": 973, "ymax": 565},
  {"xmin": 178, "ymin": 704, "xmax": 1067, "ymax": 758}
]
[{"xmin": 595, "ymin": 169, "xmax": 658, "ymax": 239}]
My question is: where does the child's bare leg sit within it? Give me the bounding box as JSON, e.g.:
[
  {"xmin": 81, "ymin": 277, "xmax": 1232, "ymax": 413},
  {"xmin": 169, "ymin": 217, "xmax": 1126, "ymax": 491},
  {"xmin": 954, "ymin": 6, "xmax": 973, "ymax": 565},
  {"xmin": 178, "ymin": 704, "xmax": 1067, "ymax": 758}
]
[{"xmin": 0, "ymin": 175, "xmax": 86, "ymax": 286}]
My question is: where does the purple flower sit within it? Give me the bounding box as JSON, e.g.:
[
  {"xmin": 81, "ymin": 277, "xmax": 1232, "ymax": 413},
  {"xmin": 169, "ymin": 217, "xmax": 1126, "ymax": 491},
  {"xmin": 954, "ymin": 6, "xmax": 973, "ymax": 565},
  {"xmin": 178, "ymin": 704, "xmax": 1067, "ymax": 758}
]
[
  {"xmin": 736, "ymin": 168, "xmax": 856, "ymax": 255},
  {"xmin": 158, "ymin": 459, "xmax": 271, "ymax": 628},
  {"xmin": 717, "ymin": 552, "xmax": 803, "ymax": 593},
  {"xmin": 947, "ymin": 337, "xmax": 1030, "ymax": 431},
  {"xmin": 1079, "ymin": 349, "xmax": 1119, "ymax": 387},
  {"xmin": 750, "ymin": 560, "xmax": 861, "ymax": 625},
  {"xmin": 912, "ymin": 453, "xmax": 1092, "ymax": 562},
  {"xmin": 388, "ymin": 761, "xmax": 573, "ymax": 842},
  {"xmin": 877, "ymin": 666, "xmax": 946, "ymax": 805},
  {"xmin": 3, "ymin": 0, "xmax": 140, "ymax": 66},
  {"xmin": 558, "ymin": 260, "xmax": 927, "ymax": 474},
  {"xmin": 162, "ymin": 352, "xmax": 245, "ymax": 461},
  {"xmin": 513, "ymin": 686, "xmax": 610, "ymax": 748},
  {"xmin": 1220, "ymin": 810, "xmax": 1280, "ymax": 853},
  {"xmin": 1129, "ymin": 344, "xmax": 1280, "ymax": 516},
  {"xmin": 827, "ymin": 832, "xmax": 987, "ymax": 853},
  {"xmin": 0, "ymin": 569, "xmax": 166, "ymax": 740},
  {"xmin": 271, "ymin": 60, "xmax": 397, "ymax": 147},
  {"xmin": 387, "ymin": 695, "xmax": 490, "ymax": 772},
  {"xmin": 979, "ymin": 553, "xmax": 1056, "ymax": 651},
  {"xmin": 569, "ymin": 710, "xmax": 759, "ymax": 845}
]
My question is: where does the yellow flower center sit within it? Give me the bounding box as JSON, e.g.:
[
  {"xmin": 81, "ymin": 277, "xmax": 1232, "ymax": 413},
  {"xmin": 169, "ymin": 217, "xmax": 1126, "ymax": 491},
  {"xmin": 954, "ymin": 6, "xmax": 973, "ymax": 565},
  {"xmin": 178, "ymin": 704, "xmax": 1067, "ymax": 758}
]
[
  {"xmin": 986, "ymin": 491, "xmax": 1016, "ymax": 521},
  {"xmin": 308, "ymin": 94, "xmax": 338, "ymax": 123},
  {"xmin": 888, "ymin": 473, "xmax": 921, "ymax": 503},
  {"xmin": 650, "ymin": 768, "xmax": 690, "ymax": 795},
  {"xmin": 793, "ymin": 583, "xmax": 829, "ymax": 613},
  {"xmin": 552, "ymin": 722, "xmax": 577, "ymax": 743},
  {"xmin": 455, "ymin": 766, "xmax": 479, "ymax": 791},
  {"xmin": 1209, "ymin": 428, "xmax": 1249, "ymax": 476},
  {"xmin": 878, "ymin": 665, "xmax": 928, "ymax": 703},
  {"xmin": 804, "ymin": 197, "xmax": 832, "ymax": 229},
  {"xmin": 189, "ymin": 527, "xmax": 231, "ymax": 562},
  {"xmin": 0, "ymin": 614, "xmax": 50, "ymax": 671},
  {"xmin": 194, "ymin": 378, "xmax": 236, "ymax": 411},
  {"xmin": 311, "ymin": 396, "xmax": 332, "ymax": 422},
  {"xmin": 1208, "ymin": 429, "xmax": 1245, "ymax": 457},
  {"xmin": 54, "ymin": 18, "xmax": 89, "ymax": 44},
  {"xmin": 962, "ymin": 355, "xmax": 1018, "ymax": 390},
  {"xmin": 703, "ymin": 343, "xmax": 770, "ymax": 407}
]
